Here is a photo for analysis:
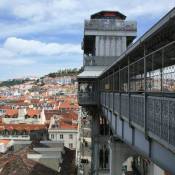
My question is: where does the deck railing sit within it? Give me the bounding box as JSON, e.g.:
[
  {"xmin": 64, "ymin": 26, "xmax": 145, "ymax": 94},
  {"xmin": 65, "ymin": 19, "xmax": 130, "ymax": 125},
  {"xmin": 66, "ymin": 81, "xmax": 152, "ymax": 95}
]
[
  {"xmin": 101, "ymin": 92, "xmax": 175, "ymax": 147},
  {"xmin": 85, "ymin": 19, "xmax": 137, "ymax": 31}
]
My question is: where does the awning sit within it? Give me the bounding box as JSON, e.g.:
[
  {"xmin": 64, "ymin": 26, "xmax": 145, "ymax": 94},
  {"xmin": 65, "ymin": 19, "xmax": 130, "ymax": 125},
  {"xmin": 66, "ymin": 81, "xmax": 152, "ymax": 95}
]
[
  {"xmin": 77, "ymin": 66, "xmax": 106, "ymax": 78},
  {"xmin": 77, "ymin": 70, "xmax": 103, "ymax": 78}
]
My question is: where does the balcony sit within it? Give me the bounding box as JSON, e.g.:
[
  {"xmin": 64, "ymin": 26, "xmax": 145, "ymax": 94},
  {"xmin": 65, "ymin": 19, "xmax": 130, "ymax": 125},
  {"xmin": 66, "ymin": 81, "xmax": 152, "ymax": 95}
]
[
  {"xmin": 78, "ymin": 81, "xmax": 98, "ymax": 106},
  {"xmin": 85, "ymin": 19, "xmax": 137, "ymax": 31},
  {"xmin": 78, "ymin": 92, "xmax": 98, "ymax": 106},
  {"xmin": 84, "ymin": 55, "xmax": 117, "ymax": 66}
]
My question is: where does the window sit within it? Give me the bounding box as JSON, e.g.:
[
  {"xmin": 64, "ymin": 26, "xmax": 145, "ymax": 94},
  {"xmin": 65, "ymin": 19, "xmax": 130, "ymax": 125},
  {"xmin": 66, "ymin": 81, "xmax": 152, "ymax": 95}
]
[
  {"xmin": 130, "ymin": 58, "xmax": 144, "ymax": 92},
  {"xmin": 162, "ymin": 43, "xmax": 175, "ymax": 92},
  {"xmin": 51, "ymin": 134, "xmax": 54, "ymax": 139},
  {"xmin": 146, "ymin": 51, "xmax": 162, "ymax": 92},
  {"xmin": 60, "ymin": 134, "xmax": 64, "ymax": 139},
  {"xmin": 120, "ymin": 67, "xmax": 128, "ymax": 92},
  {"xmin": 79, "ymin": 82, "xmax": 94, "ymax": 94},
  {"xmin": 114, "ymin": 71, "xmax": 119, "ymax": 91},
  {"xmin": 69, "ymin": 134, "xmax": 73, "ymax": 139},
  {"xmin": 69, "ymin": 143, "xmax": 73, "ymax": 149},
  {"xmin": 81, "ymin": 159, "xmax": 89, "ymax": 164}
]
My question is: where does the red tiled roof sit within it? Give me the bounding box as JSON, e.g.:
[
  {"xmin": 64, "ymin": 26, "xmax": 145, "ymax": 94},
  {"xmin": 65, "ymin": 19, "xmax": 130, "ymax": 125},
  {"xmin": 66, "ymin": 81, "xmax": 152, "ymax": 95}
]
[
  {"xmin": 19, "ymin": 96, "xmax": 26, "ymax": 101},
  {"xmin": 0, "ymin": 106, "xmax": 11, "ymax": 110},
  {"xmin": 31, "ymin": 99, "xmax": 40, "ymax": 104},
  {"xmin": 0, "ymin": 140, "xmax": 10, "ymax": 145},
  {"xmin": 44, "ymin": 110, "xmax": 60, "ymax": 120},
  {"xmin": 0, "ymin": 146, "xmax": 60, "ymax": 175},
  {"xmin": 0, "ymin": 96, "xmax": 7, "ymax": 101},
  {"xmin": 63, "ymin": 112, "xmax": 78, "ymax": 120},
  {"xmin": 59, "ymin": 100, "xmax": 70, "ymax": 109},
  {"xmin": 59, "ymin": 99, "xmax": 79, "ymax": 110},
  {"xmin": 0, "ymin": 124, "xmax": 47, "ymax": 131},
  {"xmin": 27, "ymin": 109, "xmax": 40, "ymax": 117},
  {"xmin": 51, "ymin": 112, "xmax": 78, "ymax": 130},
  {"xmin": 59, "ymin": 120, "xmax": 78, "ymax": 130},
  {"xmin": 5, "ymin": 109, "xmax": 18, "ymax": 117}
]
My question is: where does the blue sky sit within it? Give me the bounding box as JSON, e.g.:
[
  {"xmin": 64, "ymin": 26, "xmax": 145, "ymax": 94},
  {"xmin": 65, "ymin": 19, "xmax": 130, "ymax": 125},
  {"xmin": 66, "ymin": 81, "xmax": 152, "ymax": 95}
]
[{"xmin": 0, "ymin": 0, "xmax": 174, "ymax": 80}]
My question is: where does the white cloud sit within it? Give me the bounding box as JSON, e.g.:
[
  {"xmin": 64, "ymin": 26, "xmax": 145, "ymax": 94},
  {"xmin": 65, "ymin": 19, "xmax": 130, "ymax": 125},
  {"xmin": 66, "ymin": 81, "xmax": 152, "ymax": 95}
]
[
  {"xmin": 0, "ymin": 47, "xmax": 35, "ymax": 66},
  {"xmin": 9, "ymin": 0, "xmax": 175, "ymax": 22},
  {"xmin": 4, "ymin": 37, "xmax": 81, "ymax": 56},
  {"xmin": 0, "ymin": 0, "xmax": 174, "ymax": 38},
  {"xmin": 0, "ymin": 37, "xmax": 81, "ymax": 66},
  {"xmin": 0, "ymin": 58, "xmax": 35, "ymax": 65},
  {"xmin": 0, "ymin": 48, "xmax": 15, "ymax": 58}
]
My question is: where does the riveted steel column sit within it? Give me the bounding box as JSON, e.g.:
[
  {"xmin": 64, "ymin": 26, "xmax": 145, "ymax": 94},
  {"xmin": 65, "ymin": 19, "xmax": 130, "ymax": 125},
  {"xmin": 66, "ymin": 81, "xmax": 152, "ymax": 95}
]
[
  {"xmin": 128, "ymin": 57, "xmax": 131, "ymax": 126},
  {"xmin": 119, "ymin": 66, "xmax": 121, "ymax": 119},
  {"xmin": 112, "ymin": 69, "xmax": 115, "ymax": 112},
  {"xmin": 160, "ymin": 48, "xmax": 164, "ymax": 139},
  {"xmin": 144, "ymin": 45, "xmax": 148, "ymax": 138},
  {"xmin": 105, "ymin": 76, "xmax": 107, "ymax": 107}
]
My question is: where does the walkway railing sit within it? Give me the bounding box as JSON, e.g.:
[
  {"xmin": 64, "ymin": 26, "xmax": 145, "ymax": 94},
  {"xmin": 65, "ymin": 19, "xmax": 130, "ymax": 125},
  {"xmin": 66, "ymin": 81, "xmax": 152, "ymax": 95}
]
[{"xmin": 100, "ymin": 92, "xmax": 175, "ymax": 147}]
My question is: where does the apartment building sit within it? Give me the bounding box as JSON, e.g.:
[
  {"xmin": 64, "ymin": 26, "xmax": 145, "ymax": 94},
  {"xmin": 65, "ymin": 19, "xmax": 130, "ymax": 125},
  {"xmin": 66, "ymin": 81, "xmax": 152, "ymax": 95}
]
[{"xmin": 48, "ymin": 112, "xmax": 78, "ymax": 150}]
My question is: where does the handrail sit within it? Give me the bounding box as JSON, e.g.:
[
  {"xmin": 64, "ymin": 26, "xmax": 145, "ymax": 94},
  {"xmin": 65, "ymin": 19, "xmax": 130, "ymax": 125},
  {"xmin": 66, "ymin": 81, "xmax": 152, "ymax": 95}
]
[{"xmin": 101, "ymin": 92, "xmax": 175, "ymax": 148}]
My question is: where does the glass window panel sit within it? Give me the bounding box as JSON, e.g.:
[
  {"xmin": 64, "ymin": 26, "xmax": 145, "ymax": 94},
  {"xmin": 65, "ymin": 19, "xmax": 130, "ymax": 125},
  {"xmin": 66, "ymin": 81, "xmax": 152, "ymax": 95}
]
[
  {"xmin": 120, "ymin": 67, "xmax": 128, "ymax": 92},
  {"xmin": 114, "ymin": 71, "xmax": 119, "ymax": 91},
  {"xmin": 130, "ymin": 58, "xmax": 144, "ymax": 92},
  {"xmin": 163, "ymin": 43, "xmax": 175, "ymax": 92},
  {"xmin": 146, "ymin": 50, "xmax": 162, "ymax": 92}
]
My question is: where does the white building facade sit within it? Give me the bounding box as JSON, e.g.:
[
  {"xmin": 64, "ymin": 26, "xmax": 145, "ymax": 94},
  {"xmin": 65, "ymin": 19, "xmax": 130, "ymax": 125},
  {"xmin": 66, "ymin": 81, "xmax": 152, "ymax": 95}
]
[{"xmin": 48, "ymin": 129, "xmax": 78, "ymax": 150}]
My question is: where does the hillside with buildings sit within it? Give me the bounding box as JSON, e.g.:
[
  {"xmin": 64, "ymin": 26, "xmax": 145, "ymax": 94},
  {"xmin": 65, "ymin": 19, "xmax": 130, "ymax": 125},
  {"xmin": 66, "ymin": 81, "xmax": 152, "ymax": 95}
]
[
  {"xmin": 0, "ymin": 72, "xmax": 80, "ymax": 174},
  {"xmin": 0, "ymin": 68, "xmax": 80, "ymax": 88}
]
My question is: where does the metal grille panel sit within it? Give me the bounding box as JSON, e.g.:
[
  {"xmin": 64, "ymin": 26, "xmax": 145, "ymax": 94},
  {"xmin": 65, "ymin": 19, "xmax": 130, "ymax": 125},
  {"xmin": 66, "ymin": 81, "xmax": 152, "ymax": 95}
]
[
  {"xmin": 121, "ymin": 94, "xmax": 129, "ymax": 118},
  {"xmin": 130, "ymin": 95, "xmax": 144, "ymax": 127}
]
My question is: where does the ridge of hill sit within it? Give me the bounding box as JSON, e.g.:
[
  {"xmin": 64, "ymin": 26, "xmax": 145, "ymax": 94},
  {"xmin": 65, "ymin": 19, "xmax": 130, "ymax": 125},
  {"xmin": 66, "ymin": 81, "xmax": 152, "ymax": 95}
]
[
  {"xmin": 42, "ymin": 68, "xmax": 82, "ymax": 79},
  {"xmin": 0, "ymin": 68, "xmax": 83, "ymax": 87}
]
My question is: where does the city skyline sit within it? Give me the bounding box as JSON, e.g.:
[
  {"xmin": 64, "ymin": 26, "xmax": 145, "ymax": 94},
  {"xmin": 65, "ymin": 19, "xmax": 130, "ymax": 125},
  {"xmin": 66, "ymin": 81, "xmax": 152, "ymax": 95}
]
[{"xmin": 0, "ymin": 0, "xmax": 174, "ymax": 80}]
